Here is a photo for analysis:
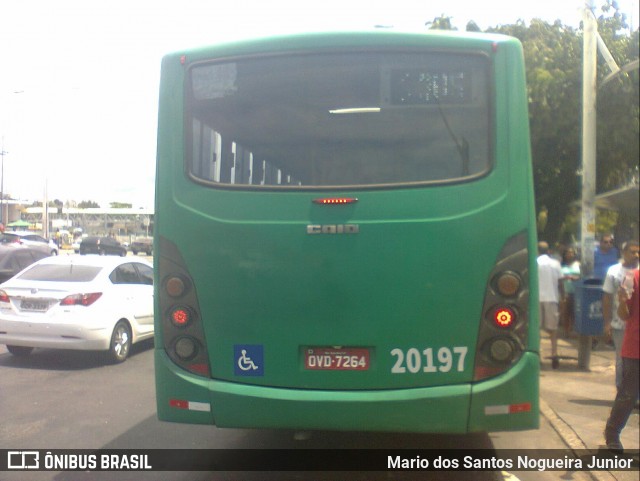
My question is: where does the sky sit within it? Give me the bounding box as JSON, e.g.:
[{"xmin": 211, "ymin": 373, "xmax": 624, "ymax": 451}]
[{"xmin": 0, "ymin": 0, "xmax": 637, "ymax": 208}]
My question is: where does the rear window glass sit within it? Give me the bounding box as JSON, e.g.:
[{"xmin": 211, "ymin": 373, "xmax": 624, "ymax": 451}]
[
  {"xmin": 187, "ymin": 50, "xmax": 491, "ymax": 189},
  {"xmin": 18, "ymin": 264, "xmax": 102, "ymax": 282}
]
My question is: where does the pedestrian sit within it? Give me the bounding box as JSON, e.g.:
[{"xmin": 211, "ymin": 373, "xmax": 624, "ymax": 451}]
[
  {"xmin": 560, "ymin": 246, "xmax": 580, "ymax": 338},
  {"xmin": 604, "ymin": 268, "xmax": 639, "ymax": 452},
  {"xmin": 594, "ymin": 234, "xmax": 619, "ymax": 280},
  {"xmin": 538, "ymin": 241, "xmax": 564, "ymax": 369},
  {"xmin": 603, "ymin": 240, "xmax": 640, "ymax": 389}
]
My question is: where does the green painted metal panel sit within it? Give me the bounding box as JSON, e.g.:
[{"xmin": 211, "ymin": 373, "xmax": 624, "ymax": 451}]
[{"xmin": 154, "ymin": 30, "xmax": 538, "ymax": 432}]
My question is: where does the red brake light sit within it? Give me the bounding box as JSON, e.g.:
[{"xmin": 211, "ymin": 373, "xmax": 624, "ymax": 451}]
[
  {"xmin": 493, "ymin": 306, "xmax": 516, "ymax": 328},
  {"xmin": 170, "ymin": 306, "xmax": 192, "ymax": 327},
  {"xmin": 312, "ymin": 197, "xmax": 358, "ymax": 205},
  {"xmin": 60, "ymin": 293, "xmax": 103, "ymax": 306},
  {"xmin": 0, "ymin": 290, "xmax": 9, "ymax": 303}
]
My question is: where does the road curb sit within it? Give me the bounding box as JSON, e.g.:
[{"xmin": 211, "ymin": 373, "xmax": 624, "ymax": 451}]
[{"xmin": 540, "ymin": 397, "xmax": 617, "ymax": 481}]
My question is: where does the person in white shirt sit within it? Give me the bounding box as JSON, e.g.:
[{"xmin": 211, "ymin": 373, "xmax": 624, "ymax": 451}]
[
  {"xmin": 538, "ymin": 241, "xmax": 564, "ymax": 369},
  {"xmin": 603, "ymin": 240, "xmax": 640, "ymax": 388}
]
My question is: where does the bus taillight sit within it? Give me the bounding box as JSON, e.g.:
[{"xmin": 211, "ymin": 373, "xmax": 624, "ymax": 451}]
[
  {"xmin": 473, "ymin": 232, "xmax": 530, "ymax": 381},
  {"xmin": 165, "ymin": 276, "xmax": 187, "ymax": 297},
  {"xmin": 487, "ymin": 337, "xmax": 516, "ymax": 363},
  {"xmin": 492, "ymin": 306, "xmax": 516, "ymax": 328},
  {"xmin": 493, "ymin": 271, "xmax": 521, "ymax": 297},
  {"xmin": 170, "ymin": 306, "xmax": 192, "ymax": 327},
  {"xmin": 174, "ymin": 336, "xmax": 198, "ymax": 360},
  {"xmin": 158, "ymin": 236, "xmax": 211, "ymax": 378}
]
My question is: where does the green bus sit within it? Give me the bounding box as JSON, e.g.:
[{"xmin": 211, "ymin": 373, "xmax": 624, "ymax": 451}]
[{"xmin": 154, "ymin": 30, "xmax": 539, "ymax": 433}]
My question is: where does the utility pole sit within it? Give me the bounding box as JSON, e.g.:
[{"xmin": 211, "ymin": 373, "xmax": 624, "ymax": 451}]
[
  {"xmin": 581, "ymin": 5, "xmax": 597, "ymax": 278},
  {"xmin": 578, "ymin": 3, "xmax": 597, "ymax": 370}
]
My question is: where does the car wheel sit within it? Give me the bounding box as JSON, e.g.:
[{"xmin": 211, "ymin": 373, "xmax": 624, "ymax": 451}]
[
  {"xmin": 7, "ymin": 345, "xmax": 34, "ymax": 356},
  {"xmin": 107, "ymin": 321, "xmax": 132, "ymax": 363}
]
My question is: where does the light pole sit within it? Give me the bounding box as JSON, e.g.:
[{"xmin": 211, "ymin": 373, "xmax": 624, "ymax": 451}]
[{"xmin": 0, "ymin": 138, "xmax": 6, "ymax": 225}]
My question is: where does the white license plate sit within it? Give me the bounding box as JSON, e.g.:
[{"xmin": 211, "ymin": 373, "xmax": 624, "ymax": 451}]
[
  {"xmin": 21, "ymin": 299, "xmax": 49, "ymax": 311},
  {"xmin": 305, "ymin": 347, "xmax": 370, "ymax": 370}
]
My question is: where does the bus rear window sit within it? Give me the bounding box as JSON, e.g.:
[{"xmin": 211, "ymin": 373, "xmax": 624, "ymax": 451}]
[{"xmin": 187, "ymin": 51, "xmax": 491, "ymax": 189}]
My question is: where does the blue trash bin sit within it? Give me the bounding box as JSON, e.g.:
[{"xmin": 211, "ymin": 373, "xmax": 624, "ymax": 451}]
[{"xmin": 573, "ymin": 278, "xmax": 604, "ymax": 335}]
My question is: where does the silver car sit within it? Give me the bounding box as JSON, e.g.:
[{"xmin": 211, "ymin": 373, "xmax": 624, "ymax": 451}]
[{"xmin": 1, "ymin": 231, "xmax": 59, "ymax": 255}]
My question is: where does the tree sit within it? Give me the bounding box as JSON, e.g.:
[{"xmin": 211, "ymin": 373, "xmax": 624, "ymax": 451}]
[
  {"xmin": 425, "ymin": 15, "xmax": 457, "ymax": 31},
  {"xmin": 594, "ymin": 2, "xmax": 639, "ymax": 190},
  {"xmin": 78, "ymin": 200, "xmax": 100, "ymax": 208},
  {"xmin": 487, "ymin": 4, "xmax": 638, "ymax": 243},
  {"xmin": 488, "ymin": 19, "xmax": 583, "ymax": 243}
]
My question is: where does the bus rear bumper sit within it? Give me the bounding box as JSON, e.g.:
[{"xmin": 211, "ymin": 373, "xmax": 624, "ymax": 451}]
[{"xmin": 155, "ymin": 350, "xmax": 539, "ymax": 433}]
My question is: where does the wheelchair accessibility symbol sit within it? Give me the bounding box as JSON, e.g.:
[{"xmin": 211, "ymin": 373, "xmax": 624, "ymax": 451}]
[
  {"xmin": 234, "ymin": 344, "xmax": 264, "ymax": 376},
  {"xmin": 238, "ymin": 350, "xmax": 258, "ymax": 371}
]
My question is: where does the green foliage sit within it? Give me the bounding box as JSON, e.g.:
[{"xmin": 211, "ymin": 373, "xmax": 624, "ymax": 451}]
[
  {"xmin": 78, "ymin": 200, "xmax": 100, "ymax": 208},
  {"xmin": 486, "ymin": 5, "xmax": 638, "ymax": 243},
  {"xmin": 425, "ymin": 15, "xmax": 457, "ymax": 31},
  {"xmin": 428, "ymin": 4, "xmax": 638, "ymax": 243},
  {"xmin": 110, "ymin": 202, "xmax": 133, "ymax": 209}
]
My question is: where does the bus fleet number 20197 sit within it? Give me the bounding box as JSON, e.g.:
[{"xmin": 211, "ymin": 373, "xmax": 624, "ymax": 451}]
[{"xmin": 390, "ymin": 346, "xmax": 468, "ymax": 374}]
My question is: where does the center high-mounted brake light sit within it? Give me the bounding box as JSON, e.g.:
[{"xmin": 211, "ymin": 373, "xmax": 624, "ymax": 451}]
[
  {"xmin": 312, "ymin": 197, "xmax": 358, "ymax": 205},
  {"xmin": 60, "ymin": 293, "xmax": 103, "ymax": 307}
]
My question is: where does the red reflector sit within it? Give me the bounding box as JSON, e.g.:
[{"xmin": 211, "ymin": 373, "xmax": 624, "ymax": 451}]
[
  {"xmin": 169, "ymin": 399, "xmax": 189, "ymax": 409},
  {"xmin": 189, "ymin": 363, "xmax": 210, "ymax": 375},
  {"xmin": 493, "ymin": 307, "xmax": 515, "ymax": 328},
  {"xmin": 312, "ymin": 197, "xmax": 358, "ymax": 205},
  {"xmin": 509, "ymin": 402, "xmax": 532, "ymax": 413},
  {"xmin": 474, "ymin": 366, "xmax": 504, "ymax": 381}
]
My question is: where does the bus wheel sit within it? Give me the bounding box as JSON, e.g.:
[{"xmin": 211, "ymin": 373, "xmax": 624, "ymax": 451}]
[
  {"xmin": 107, "ymin": 321, "xmax": 131, "ymax": 363},
  {"xmin": 7, "ymin": 345, "xmax": 34, "ymax": 356}
]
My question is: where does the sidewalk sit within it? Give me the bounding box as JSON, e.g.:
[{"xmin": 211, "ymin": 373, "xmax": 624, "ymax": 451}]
[{"xmin": 539, "ymin": 332, "xmax": 639, "ymax": 481}]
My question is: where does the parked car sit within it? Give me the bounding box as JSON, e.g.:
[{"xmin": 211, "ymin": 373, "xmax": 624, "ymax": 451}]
[
  {"xmin": 130, "ymin": 237, "xmax": 153, "ymax": 256},
  {"xmin": 1, "ymin": 231, "xmax": 58, "ymax": 255},
  {"xmin": 0, "ymin": 246, "xmax": 50, "ymax": 284},
  {"xmin": 79, "ymin": 236, "xmax": 127, "ymax": 256},
  {"xmin": 0, "ymin": 255, "xmax": 154, "ymax": 362}
]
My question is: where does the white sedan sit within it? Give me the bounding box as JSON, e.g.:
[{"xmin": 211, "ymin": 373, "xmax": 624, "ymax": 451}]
[{"xmin": 0, "ymin": 255, "xmax": 154, "ymax": 363}]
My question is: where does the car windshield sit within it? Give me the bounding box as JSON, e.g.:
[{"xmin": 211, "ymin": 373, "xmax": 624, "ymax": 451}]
[
  {"xmin": 18, "ymin": 264, "xmax": 102, "ymax": 282},
  {"xmin": 1, "ymin": 234, "xmax": 20, "ymax": 243}
]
